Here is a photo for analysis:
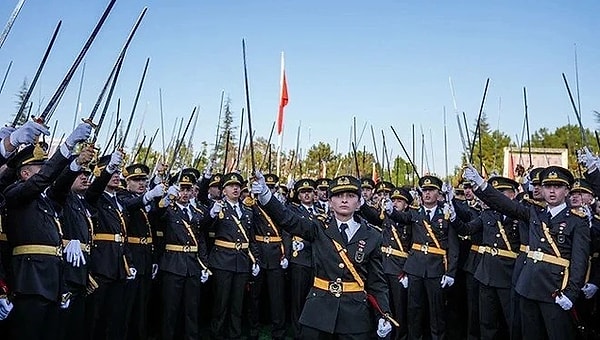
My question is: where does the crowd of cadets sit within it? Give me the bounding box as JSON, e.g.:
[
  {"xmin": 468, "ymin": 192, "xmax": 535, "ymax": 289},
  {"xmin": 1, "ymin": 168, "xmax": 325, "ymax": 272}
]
[{"xmin": 0, "ymin": 120, "xmax": 597, "ymax": 340}]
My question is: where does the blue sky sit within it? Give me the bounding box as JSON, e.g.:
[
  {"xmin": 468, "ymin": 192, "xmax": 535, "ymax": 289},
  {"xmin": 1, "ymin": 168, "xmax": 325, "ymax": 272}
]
[{"xmin": 0, "ymin": 0, "xmax": 598, "ymax": 176}]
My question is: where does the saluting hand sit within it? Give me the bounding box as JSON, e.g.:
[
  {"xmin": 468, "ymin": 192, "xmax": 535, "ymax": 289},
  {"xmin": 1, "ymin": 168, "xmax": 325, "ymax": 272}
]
[
  {"xmin": 463, "ymin": 164, "xmax": 485, "ymax": 188},
  {"xmin": 9, "ymin": 121, "xmax": 50, "ymax": 147},
  {"xmin": 107, "ymin": 150, "xmax": 124, "ymax": 174},
  {"xmin": 65, "ymin": 122, "xmax": 93, "ymax": 150},
  {"xmin": 251, "ymin": 171, "xmax": 272, "ymax": 204}
]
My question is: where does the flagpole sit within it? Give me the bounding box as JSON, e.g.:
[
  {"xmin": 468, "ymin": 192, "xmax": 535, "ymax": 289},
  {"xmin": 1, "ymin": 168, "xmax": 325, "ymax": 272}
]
[{"xmin": 276, "ymin": 51, "xmax": 286, "ymax": 178}]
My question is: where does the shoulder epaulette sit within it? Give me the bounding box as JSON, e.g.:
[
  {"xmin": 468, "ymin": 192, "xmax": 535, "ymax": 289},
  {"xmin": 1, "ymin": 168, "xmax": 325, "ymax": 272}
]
[
  {"xmin": 316, "ymin": 213, "xmax": 330, "ymax": 227},
  {"xmin": 290, "ymin": 202, "xmax": 300, "ymax": 207},
  {"xmin": 369, "ymin": 224, "xmax": 383, "ymax": 232},
  {"xmin": 570, "ymin": 208, "xmax": 587, "ymax": 218},
  {"xmin": 409, "ymin": 204, "xmax": 420, "ymax": 210},
  {"xmin": 594, "ymin": 214, "xmax": 600, "ymax": 221},
  {"xmin": 523, "ymin": 197, "xmax": 546, "ymax": 208}
]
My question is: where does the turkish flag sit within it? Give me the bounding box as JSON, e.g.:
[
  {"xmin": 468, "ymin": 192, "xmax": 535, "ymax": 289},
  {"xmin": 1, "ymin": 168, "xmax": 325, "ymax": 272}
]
[{"xmin": 277, "ymin": 53, "xmax": 288, "ymax": 136}]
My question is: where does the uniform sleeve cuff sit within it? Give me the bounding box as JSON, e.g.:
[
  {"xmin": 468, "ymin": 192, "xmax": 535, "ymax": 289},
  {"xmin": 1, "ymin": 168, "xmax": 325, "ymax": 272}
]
[{"xmin": 60, "ymin": 143, "xmax": 71, "ymax": 158}]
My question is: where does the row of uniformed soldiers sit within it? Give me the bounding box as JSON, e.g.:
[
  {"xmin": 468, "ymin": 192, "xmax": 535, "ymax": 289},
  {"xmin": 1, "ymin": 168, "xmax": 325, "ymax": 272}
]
[{"xmin": 0, "ymin": 119, "xmax": 598, "ymax": 339}]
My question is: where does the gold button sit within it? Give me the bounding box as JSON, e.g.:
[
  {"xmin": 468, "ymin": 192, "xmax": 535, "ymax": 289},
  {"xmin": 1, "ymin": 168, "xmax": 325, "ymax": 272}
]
[
  {"xmin": 540, "ymin": 238, "xmax": 546, "ymax": 242},
  {"xmin": 496, "ymin": 234, "xmax": 501, "ymax": 238},
  {"xmin": 339, "ymin": 263, "xmax": 345, "ymax": 269}
]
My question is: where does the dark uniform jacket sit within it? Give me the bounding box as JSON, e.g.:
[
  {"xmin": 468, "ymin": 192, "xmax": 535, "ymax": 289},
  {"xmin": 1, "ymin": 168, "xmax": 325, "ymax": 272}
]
[
  {"xmin": 476, "ymin": 185, "xmax": 590, "ymax": 303},
  {"xmin": 389, "ymin": 203, "xmax": 460, "ymax": 279},
  {"xmin": 85, "ymin": 169, "xmax": 132, "ymax": 281},
  {"xmin": 118, "ymin": 191, "xmax": 155, "ymax": 276},
  {"xmin": 261, "ymin": 196, "xmax": 389, "ymax": 335},
  {"xmin": 158, "ymin": 203, "xmax": 211, "ymax": 277},
  {"xmin": 251, "ymin": 203, "xmax": 286, "ymax": 269},
  {"xmin": 4, "ymin": 150, "xmax": 72, "ymax": 301},
  {"xmin": 61, "ymin": 192, "xmax": 94, "ymax": 288},
  {"xmin": 285, "ymin": 202, "xmax": 318, "ymax": 268},
  {"xmin": 357, "ymin": 204, "xmax": 412, "ymax": 277},
  {"xmin": 208, "ymin": 200, "xmax": 260, "ymax": 273},
  {"xmin": 454, "ymin": 209, "xmax": 522, "ymax": 288},
  {"xmin": 454, "ymin": 198, "xmax": 483, "ymax": 274}
]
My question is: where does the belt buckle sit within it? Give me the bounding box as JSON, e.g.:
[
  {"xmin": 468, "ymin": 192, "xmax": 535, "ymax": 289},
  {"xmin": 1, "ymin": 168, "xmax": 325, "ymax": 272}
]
[
  {"xmin": 385, "ymin": 245, "xmax": 393, "ymax": 256},
  {"xmin": 56, "ymin": 246, "xmax": 63, "ymax": 257},
  {"xmin": 235, "ymin": 242, "xmax": 242, "ymax": 250},
  {"xmin": 264, "ymin": 236, "xmax": 270, "ymax": 243},
  {"xmin": 329, "ymin": 279, "xmax": 342, "ymax": 297},
  {"xmin": 83, "ymin": 244, "xmax": 91, "ymax": 253},
  {"xmin": 490, "ymin": 247, "xmax": 498, "ymax": 256},
  {"xmin": 115, "ymin": 234, "xmax": 123, "ymax": 242},
  {"xmin": 532, "ymin": 251, "xmax": 543, "ymax": 263},
  {"xmin": 183, "ymin": 245, "xmax": 191, "ymax": 252},
  {"xmin": 140, "ymin": 237, "xmax": 148, "ymax": 245},
  {"xmin": 420, "ymin": 244, "xmax": 429, "ymax": 254}
]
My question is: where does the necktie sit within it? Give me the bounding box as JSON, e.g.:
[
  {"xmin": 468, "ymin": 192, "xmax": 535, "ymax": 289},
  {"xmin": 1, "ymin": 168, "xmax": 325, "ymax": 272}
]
[
  {"xmin": 112, "ymin": 195, "xmax": 122, "ymax": 212},
  {"xmin": 233, "ymin": 205, "xmax": 241, "ymax": 218},
  {"xmin": 183, "ymin": 207, "xmax": 191, "ymax": 221},
  {"xmin": 308, "ymin": 207, "xmax": 314, "ymax": 215},
  {"xmin": 340, "ymin": 223, "xmax": 349, "ymax": 244},
  {"xmin": 425, "ymin": 209, "xmax": 432, "ymax": 220}
]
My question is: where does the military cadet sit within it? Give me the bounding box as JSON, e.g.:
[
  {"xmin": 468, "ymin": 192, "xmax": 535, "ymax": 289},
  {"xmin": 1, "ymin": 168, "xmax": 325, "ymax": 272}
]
[
  {"xmin": 158, "ymin": 171, "xmax": 212, "ymax": 339},
  {"xmin": 464, "ymin": 164, "xmax": 590, "ymax": 340},
  {"xmin": 450, "ymin": 179, "xmax": 482, "ymax": 340},
  {"xmin": 375, "ymin": 187, "xmax": 413, "ymax": 340},
  {"xmin": 315, "ymin": 178, "xmax": 331, "ymax": 214},
  {"xmin": 3, "ymin": 122, "xmax": 92, "ymax": 340},
  {"xmin": 285, "ymin": 178, "xmax": 319, "ymax": 340},
  {"xmin": 386, "ymin": 175, "xmax": 459, "ymax": 340},
  {"xmin": 252, "ymin": 173, "xmax": 393, "ymax": 339},
  {"xmin": 361, "ymin": 177, "xmax": 376, "ymax": 202},
  {"xmin": 59, "ymin": 159, "xmax": 95, "ymax": 340},
  {"xmin": 248, "ymin": 173, "xmax": 288, "ymax": 340},
  {"xmin": 453, "ymin": 176, "xmax": 522, "ymax": 339},
  {"xmin": 208, "ymin": 172, "xmax": 260, "ymax": 340},
  {"xmin": 119, "ymin": 163, "xmax": 165, "ymax": 340},
  {"xmin": 85, "ymin": 150, "xmax": 137, "ymax": 340}
]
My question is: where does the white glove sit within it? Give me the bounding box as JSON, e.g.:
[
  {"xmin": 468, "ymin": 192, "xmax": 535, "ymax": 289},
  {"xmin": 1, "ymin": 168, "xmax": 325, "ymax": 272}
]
[
  {"xmin": 582, "ymin": 283, "xmax": 599, "ymax": 299},
  {"xmin": 9, "ymin": 121, "xmax": 50, "ymax": 147},
  {"xmin": 286, "ymin": 178, "xmax": 295, "ymax": 190},
  {"xmin": 443, "ymin": 182, "xmax": 454, "ymax": 202},
  {"xmin": 60, "ymin": 293, "xmax": 71, "ymax": 309},
  {"xmin": 443, "ymin": 203, "xmax": 457, "ymax": 222},
  {"xmin": 144, "ymin": 184, "xmax": 165, "ymax": 202},
  {"xmin": 292, "ymin": 240, "xmax": 305, "ymax": 252},
  {"xmin": 0, "ymin": 297, "xmax": 13, "ymax": 320},
  {"xmin": 578, "ymin": 147, "xmax": 600, "ymax": 172},
  {"xmin": 251, "ymin": 263, "xmax": 260, "ymax": 277},
  {"xmin": 65, "ymin": 123, "xmax": 93, "ymax": 150},
  {"xmin": 555, "ymin": 294, "xmax": 573, "ymax": 310},
  {"xmin": 376, "ymin": 318, "xmax": 392, "ymax": 338},
  {"xmin": 440, "ymin": 275, "xmax": 455, "ymax": 288},
  {"xmin": 252, "ymin": 171, "xmax": 272, "ymax": 204},
  {"xmin": 384, "ymin": 198, "xmax": 394, "ymax": 215},
  {"xmin": 0, "ymin": 126, "xmax": 15, "ymax": 140},
  {"xmin": 64, "ymin": 240, "xmax": 86, "ymax": 267},
  {"xmin": 200, "ymin": 269, "xmax": 210, "ymax": 283},
  {"xmin": 463, "ymin": 164, "xmax": 485, "ymax": 187},
  {"xmin": 107, "ymin": 150, "xmax": 124, "ymax": 174},
  {"xmin": 151, "ymin": 263, "xmax": 159, "ymax": 280},
  {"xmin": 210, "ymin": 201, "xmax": 223, "ymax": 218},
  {"xmin": 203, "ymin": 161, "xmax": 213, "ymax": 179},
  {"xmin": 127, "ymin": 267, "xmax": 137, "ymax": 280},
  {"xmin": 167, "ymin": 185, "xmax": 180, "ymax": 199},
  {"xmin": 280, "ymin": 258, "xmax": 289, "ymax": 269},
  {"xmin": 399, "ymin": 274, "xmax": 408, "ymax": 288}
]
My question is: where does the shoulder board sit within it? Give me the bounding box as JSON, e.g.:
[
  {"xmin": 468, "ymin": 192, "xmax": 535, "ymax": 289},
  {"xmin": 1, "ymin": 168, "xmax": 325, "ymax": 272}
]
[
  {"xmin": 315, "ymin": 213, "xmax": 330, "ymax": 226},
  {"xmin": 409, "ymin": 204, "xmax": 420, "ymax": 210},
  {"xmin": 369, "ymin": 224, "xmax": 383, "ymax": 232},
  {"xmin": 290, "ymin": 202, "xmax": 300, "ymax": 207},
  {"xmin": 570, "ymin": 208, "xmax": 586, "ymax": 218},
  {"xmin": 594, "ymin": 214, "xmax": 600, "ymax": 221}
]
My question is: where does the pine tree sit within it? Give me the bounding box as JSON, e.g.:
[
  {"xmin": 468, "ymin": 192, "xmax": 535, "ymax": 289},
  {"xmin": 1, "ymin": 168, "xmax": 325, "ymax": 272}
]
[{"xmin": 12, "ymin": 78, "xmax": 30, "ymax": 126}]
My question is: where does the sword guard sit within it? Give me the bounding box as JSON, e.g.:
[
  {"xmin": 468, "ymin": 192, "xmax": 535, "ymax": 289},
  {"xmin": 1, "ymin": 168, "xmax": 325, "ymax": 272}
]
[{"xmin": 81, "ymin": 117, "xmax": 98, "ymax": 129}]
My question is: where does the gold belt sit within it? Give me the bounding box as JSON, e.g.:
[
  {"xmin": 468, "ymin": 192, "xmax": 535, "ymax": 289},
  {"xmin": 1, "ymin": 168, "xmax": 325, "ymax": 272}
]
[
  {"xmin": 61, "ymin": 240, "xmax": 91, "ymax": 253},
  {"xmin": 165, "ymin": 244, "xmax": 198, "ymax": 252},
  {"xmin": 527, "ymin": 250, "xmax": 570, "ymax": 267},
  {"xmin": 13, "ymin": 245, "xmax": 62, "ymax": 257},
  {"xmin": 313, "ymin": 277, "xmax": 363, "ymax": 297},
  {"xmin": 471, "ymin": 245, "xmax": 485, "ymax": 253},
  {"xmin": 482, "ymin": 246, "xmax": 517, "ymax": 259},
  {"xmin": 127, "ymin": 236, "xmax": 153, "ymax": 245},
  {"xmin": 214, "ymin": 239, "xmax": 249, "ymax": 250},
  {"xmin": 0, "ymin": 233, "xmax": 7, "ymax": 242},
  {"xmin": 412, "ymin": 243, "xmax": 447, "ymax": 256},
  {"xmin": 93, "ymin": 233, "xmax": 125, "ymax": 243},
  {"xmin": 380, "ymin": 245, "xmax": 408, "ymax": 258},
  {"xmin": 519, "ymin": 245, "xmax": 529, "ymax": 253},
  {"xmin": 254, "ymin": 235, "xmax": 282, "ymax": 243}
]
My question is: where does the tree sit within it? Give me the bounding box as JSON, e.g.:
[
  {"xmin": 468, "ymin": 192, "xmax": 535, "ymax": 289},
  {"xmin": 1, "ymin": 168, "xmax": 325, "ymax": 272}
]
[
  {"xmin": 12, "ymin": 78, "xmax": 30, "ymax": 126},
  {"xmin": 530, "ymin": 124, "xmax": 596, "ymax": 171},
  {"xmin": 469, "ymin": 112, "xmax": 511, "ymax": 176},
  {"xmin": 214, "ymin": 96, "xmax": 237, "ymax": 172}
]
